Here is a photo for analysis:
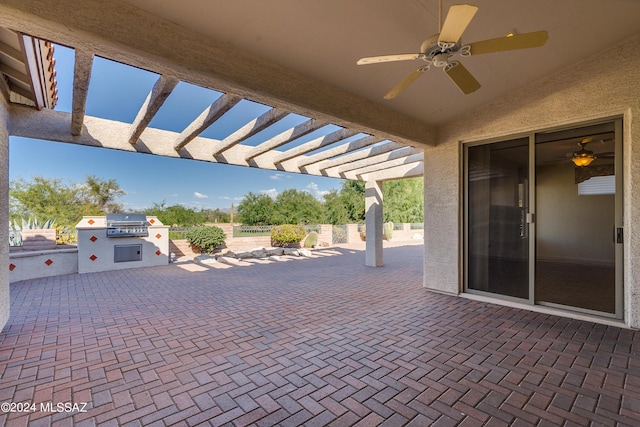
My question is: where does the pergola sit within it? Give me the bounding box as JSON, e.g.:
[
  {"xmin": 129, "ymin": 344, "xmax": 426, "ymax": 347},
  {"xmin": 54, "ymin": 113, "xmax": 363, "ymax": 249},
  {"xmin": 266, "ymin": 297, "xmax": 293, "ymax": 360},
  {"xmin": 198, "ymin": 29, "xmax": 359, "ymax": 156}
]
[{"xmin": 0, "ymin": 1, "xmax": 431, "ymax": 272}]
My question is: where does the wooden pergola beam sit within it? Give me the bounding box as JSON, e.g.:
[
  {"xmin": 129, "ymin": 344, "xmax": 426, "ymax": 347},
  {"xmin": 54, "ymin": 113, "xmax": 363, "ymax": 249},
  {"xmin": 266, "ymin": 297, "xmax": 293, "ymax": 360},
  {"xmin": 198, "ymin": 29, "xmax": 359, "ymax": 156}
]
[
  {"xmin": 212, "ymin": 107, "xmax": 287, "ymax": 156},
  {"xmin": 129, "ymin": 74, "xmax": 179, "ymax": 144},
  {"xmin": 173, "ymin": 93, "xmax": 241, "ymax": 151},
  {"xmin": 70, "ymin": 49, "xmax": 93, "ymax": 136}
]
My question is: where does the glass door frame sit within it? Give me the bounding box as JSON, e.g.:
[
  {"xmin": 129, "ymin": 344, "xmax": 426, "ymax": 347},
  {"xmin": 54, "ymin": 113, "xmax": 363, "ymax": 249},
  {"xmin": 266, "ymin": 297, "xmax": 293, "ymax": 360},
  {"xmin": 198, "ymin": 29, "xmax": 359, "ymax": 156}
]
[
  {"xmin": 463, "ymin": 119, "xmax": 623, "ymax": 319},
  {"xmin": 462, "ymin": 132, "xmax": 535, "ymax": 305}
]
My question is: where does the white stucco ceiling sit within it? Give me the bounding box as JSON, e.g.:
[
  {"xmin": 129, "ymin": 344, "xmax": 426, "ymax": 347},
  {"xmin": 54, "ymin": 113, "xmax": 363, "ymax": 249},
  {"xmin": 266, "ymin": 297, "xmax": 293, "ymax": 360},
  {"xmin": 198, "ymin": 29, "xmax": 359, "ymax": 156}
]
[{"xmin": 120, "ymin": 0, "xmax": 640, "ymax": 125}]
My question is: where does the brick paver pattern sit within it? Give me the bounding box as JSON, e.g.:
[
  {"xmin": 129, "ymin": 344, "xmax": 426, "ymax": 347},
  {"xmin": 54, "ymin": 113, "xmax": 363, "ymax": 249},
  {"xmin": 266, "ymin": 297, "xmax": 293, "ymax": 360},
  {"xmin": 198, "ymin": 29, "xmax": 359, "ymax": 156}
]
[{"xmin": 1, "ymin": 243, "xmax": 639, "ymax": 426}]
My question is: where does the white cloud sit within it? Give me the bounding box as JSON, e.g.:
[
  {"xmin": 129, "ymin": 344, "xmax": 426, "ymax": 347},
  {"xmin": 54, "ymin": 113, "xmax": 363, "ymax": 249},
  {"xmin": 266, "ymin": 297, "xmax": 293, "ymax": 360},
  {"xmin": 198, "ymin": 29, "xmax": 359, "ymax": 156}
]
[
  {"xmin": 307, "ymin": 182, "xmax": 329, "ymax": 199},
  {"xmin": 260, "ymin": 188, "xmax": 278, "ymax": 199},
  {"xmin": 194, "ymin": 192, "xmax": 208, "ymax": 199},
  {"xmin": 270, "ymin": 173, "xmax": 283, "ymax": 180}
]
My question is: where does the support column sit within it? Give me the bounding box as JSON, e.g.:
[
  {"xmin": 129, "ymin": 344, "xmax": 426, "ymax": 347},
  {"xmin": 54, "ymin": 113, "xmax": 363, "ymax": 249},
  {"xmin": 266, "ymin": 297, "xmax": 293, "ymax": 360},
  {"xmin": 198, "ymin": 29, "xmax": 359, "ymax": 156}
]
[
  {"xmin": 365, "ymin": 180, "xmax": 383, "ymax": 267},
  {"xmin": 0, "ymin": 96, "xmax": 10, "ymax": 331}
]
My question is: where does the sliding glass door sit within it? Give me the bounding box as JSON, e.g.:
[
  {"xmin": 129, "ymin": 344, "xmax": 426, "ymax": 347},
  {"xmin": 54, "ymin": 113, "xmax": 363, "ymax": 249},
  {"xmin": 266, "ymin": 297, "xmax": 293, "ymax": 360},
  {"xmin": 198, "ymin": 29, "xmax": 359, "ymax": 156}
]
[
  {"xmin": 534, "ymin": 122, "xmax": 621, "ymax": 315},
  {"xmin": 464, "ymin": 120, "xmax": 623, "ymax": 318},
  {"xmin": 466, "ymin": 137, "xmax": 530, "ymax": 300}
]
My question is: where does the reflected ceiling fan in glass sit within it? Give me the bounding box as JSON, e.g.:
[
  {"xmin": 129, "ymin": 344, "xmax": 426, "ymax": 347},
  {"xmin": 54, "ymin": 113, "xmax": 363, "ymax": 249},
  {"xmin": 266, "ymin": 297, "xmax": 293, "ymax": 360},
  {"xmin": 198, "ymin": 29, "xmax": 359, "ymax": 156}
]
[{"xmin": 572, "ymin": 139, "xmax": 597, "ymax": 167}]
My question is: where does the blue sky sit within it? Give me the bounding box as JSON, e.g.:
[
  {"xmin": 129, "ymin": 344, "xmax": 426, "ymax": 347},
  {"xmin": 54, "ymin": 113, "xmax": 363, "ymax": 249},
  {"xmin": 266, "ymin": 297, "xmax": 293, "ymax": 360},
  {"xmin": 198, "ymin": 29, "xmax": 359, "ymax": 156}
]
[{"xmin": 9, "ymin": 45, "xmax": 344, "ymax": 211}]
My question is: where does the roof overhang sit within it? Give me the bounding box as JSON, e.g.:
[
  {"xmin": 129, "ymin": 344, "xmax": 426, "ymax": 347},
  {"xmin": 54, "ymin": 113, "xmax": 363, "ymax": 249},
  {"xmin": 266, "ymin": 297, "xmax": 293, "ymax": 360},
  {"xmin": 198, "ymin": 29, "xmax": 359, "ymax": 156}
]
[
  {"xmin": 0, "ymin": 26, "xmax": 57, "ymax": 109},
  {"xmin": 0, "ymin": 0, "xmax": 427, "ymax": 182}
]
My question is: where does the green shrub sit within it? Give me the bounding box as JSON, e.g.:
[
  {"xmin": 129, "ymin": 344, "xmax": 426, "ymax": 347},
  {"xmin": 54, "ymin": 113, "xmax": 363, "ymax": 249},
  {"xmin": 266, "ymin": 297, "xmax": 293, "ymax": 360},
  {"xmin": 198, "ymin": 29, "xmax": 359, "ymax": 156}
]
[
  {"xmin": 55, "ymin": 225, "xmax": 77, "ymax": 245},
  {"xmin": 303, "ymin": 231, "xmax": 318, "ymax": 248},
  {"xmin": 271, "ymin": 224, "xmax": 306, "ymax": 247},
  {"xmin": 185, "ymin": 226, "xmax": 226, "ymax": 254}
]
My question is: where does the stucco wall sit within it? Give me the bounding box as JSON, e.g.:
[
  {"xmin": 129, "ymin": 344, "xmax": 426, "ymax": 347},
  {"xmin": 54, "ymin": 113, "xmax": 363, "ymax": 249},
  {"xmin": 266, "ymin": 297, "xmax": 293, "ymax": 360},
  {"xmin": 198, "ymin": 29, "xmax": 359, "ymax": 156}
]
[
  {"xmin": 0, "ymin": 89, "xmax": 9, "ymax": 331},
  {"xmin": 76, "ymin": 216, "xmax": 169, "ymax": 274},
  {"xmin": 9, "ymin": 249, "xmax": 78, "ymax": 283},
  {"xmin": 423, "ymin": 34, "xmax": 640, "ymax": 326}
]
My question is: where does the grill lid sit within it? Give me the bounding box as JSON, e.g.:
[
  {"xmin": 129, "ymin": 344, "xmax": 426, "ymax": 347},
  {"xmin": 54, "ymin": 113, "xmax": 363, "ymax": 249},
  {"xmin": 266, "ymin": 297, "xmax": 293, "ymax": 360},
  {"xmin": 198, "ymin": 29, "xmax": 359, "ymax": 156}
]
[{"xmin": 106, "ymin": 213, "xmax": 150, "ymax": 227}]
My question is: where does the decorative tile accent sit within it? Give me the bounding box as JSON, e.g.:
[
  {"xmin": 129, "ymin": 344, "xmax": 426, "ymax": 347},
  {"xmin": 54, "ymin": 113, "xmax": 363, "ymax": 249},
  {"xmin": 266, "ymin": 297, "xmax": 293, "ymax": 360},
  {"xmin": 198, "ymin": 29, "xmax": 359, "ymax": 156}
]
[
  {"xmin": 90, "ymin": 235, "xmax": 98, "ymax": 242},
  {"xmin": 156, "ymin": 233, "xmax": 162, "ymax": 239},
  {"xmin": 149, "ymin": 218, "xmax": 155, "ymax": 224},
  {"xmin": 88, "ymin": 219, "xmax": 95, "ymax": 225},
  {"xmin": 155, "ymin": 250, "xmax": 161, "ymax": 256},
  {"xmin": 9, "ymin": 263, "xmax": 16, "ymax": 271},
  {"xmin": 90, "ymin": 255, "xmax": 97, "ymax": 261},
  {"xmin": 45, "ymin": 259, "xmax": 53, "ymax": 266}
]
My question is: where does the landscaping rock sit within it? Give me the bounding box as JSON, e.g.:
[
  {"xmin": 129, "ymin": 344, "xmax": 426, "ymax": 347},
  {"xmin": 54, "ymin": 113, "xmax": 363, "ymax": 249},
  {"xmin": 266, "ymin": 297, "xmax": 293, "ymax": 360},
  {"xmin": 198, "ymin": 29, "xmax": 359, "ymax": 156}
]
[
  {"xmin": 283, "ymin": 248, "xmax": 300, "ymax": 257},
  {"xmin": 298, "ymin": 249, "xmax": 312, "ymax": 257},
  {"xmin": 235, "ymin": 251, "xmax": 253, "ymax": 259},
  {"xmin": 266, "ymin": 247, "xmax": 284, "ymax": 256},
  {"xmin": 251, "ymin": 249, "xmax": 268, "ymax": 258}
]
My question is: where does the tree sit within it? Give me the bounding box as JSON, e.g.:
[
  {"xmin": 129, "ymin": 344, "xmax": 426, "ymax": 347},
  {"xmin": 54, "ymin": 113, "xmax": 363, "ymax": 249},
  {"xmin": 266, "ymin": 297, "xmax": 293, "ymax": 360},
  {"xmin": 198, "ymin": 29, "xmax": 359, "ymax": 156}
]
[
  {"xmin": 237, "ymin": 192, "xmax": 275, "ymax": 225},
  {"xmin": 320, "ymin": 178, "xmax": 423, "ymax": 225},
  {"xmin": 322, "ymin": 180, "xmax": 365, "ymax": 224},
  {"xmin": 272, "ymin": 189, "xmax": 324, "ymax": 225},
  {"xmin": 382, "ymin": 177, "xmax": 424, "ymax": 223},
  {"xmin": 323, "ymin": 189, "xmax": 349, "ymax": 225},
  {"xmin": 144, "ymin": 202, "xmax": 205, "ymax": 227},
  {"xmin": 83, "ymin": 175, "xmax": 126, "ymax": 213},
  {"xmin": 10, "ymin": 175, "xmax": 126, "ymax": 228},
  {"xmin": 200, "ymin": 208, "xmax": 230, "ymax": 224},
  {"xmin": 339, "ymin": 180, "xmax": 366, "ymax": 223},
  {"xmin": 10, "ymin": 176, "xmax": 81, "ymax": 227}
]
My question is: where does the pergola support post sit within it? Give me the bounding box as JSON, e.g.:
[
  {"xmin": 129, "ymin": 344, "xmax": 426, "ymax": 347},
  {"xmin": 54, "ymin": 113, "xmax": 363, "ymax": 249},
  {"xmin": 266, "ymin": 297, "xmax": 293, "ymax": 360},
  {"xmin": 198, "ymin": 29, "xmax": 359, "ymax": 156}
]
[
  {"xmin": 0, "ymin": 93, "xmax": 10, "ymax": 330},
  {"xmin": 365, "ymin": 179, "xmax": 383, "ymax": 267}
]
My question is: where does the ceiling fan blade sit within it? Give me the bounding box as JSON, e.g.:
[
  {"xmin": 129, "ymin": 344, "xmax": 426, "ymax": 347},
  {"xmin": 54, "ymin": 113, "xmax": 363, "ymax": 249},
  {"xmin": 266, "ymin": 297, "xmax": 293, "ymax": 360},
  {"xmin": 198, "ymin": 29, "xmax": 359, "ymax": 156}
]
[
  {"xmin": 444, "ymin": 62, "xmax": 481, "ymax": 94},
  {"xmin": 384, "ymin": 68, "xmax": 427, "ymax": 99},
  {"xmin": 438, "ymin": 4, "xmax": 478, "ymax": 44},
  {"xmin": 357, "ymin": 53, "xmax": 422, "ymax": 65},
  {"xmin": 468, "ymin": 30, "xmax": 549, "ymax": 55}
]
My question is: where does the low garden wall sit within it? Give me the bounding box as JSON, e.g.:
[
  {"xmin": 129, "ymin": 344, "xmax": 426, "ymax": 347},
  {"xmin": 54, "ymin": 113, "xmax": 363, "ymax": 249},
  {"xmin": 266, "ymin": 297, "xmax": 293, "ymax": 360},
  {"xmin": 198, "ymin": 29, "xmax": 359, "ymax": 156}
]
[
  {"xmin": 170, "ymin": 223, "xmax": 422, "ymax": 257},
  {"xmin": 9, "ymin": 248, "xmax": 78, "ymax": 283}
]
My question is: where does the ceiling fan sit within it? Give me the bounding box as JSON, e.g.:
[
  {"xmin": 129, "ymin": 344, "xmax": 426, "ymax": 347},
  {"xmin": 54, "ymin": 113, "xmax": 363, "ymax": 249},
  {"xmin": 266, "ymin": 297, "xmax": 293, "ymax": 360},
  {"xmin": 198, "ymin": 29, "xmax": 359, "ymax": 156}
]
[
  {"xmin": 571, "ymin": 138, "xmax": 614, "ymax": 167},
  {"xmin": 356, "ymin": 1, "xmax": 549, "ymax": 99}
]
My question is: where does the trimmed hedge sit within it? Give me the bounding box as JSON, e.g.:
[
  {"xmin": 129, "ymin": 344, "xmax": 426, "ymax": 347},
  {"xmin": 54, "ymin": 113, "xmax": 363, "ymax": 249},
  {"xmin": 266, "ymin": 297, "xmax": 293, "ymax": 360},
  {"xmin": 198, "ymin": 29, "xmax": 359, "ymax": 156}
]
[
  {"xmin": 185, "ymin": 226, "xmax": 226, "ymax": 254},
  {"xmin": 271, "ymin": 224, "xmax": 306, "ymax": 247}
]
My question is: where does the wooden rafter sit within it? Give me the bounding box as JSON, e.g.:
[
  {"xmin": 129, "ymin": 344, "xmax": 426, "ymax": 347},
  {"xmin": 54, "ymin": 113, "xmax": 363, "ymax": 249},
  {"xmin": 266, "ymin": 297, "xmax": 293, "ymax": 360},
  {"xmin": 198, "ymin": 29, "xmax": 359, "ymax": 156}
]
[
  {"xmin": 173, "ymin": 93, "xmax": 241, "ymax": 151},
  {"xmin": 129, "ymin": 74, "xmax": 179, "ymax": 144},
  {"xmin": 70, "ymin": 49, "xmax": 93, "ymax": 136},
  {"xmin": 273, "ymin": 128, "xmax": 357, "ymax": 165},
  {"xmin": 244, "ymin": 118, "xmax": 322, "ymax": 161},
  {"xmin": 212, "ymin": 107, "xmax": 288, "ymax": 156}
]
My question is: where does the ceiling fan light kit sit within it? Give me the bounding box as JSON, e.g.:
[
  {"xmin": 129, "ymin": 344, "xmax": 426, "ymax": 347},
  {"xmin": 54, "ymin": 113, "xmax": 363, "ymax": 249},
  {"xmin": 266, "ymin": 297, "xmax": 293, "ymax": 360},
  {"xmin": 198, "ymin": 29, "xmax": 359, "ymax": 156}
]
[
  {"xmin": 357, "ymin": 1, "xmax": 549, "ymax": 99},
  {"xmin": 572, "ymin": 140, "xmax": 597, "ymax": 167},
  {"xmin": 572, "ymin": 151, "xmax": 597, "ymax": 167}
]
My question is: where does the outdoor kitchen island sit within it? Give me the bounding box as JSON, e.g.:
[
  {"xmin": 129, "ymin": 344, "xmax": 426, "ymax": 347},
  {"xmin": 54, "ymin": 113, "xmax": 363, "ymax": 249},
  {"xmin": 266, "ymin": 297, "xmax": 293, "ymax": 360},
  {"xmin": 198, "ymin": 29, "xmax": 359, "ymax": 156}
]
[{"xmin": 76, "ymin": 214, "xmax": 169, "ymax": 274}]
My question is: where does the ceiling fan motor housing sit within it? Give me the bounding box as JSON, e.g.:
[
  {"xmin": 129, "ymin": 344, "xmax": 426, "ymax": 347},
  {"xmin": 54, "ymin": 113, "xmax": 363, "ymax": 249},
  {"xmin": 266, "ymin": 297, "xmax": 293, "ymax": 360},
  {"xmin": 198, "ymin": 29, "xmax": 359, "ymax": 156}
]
[{"xmin": 420, "ymin": 36, "xmax": 462, "ymax": 69}]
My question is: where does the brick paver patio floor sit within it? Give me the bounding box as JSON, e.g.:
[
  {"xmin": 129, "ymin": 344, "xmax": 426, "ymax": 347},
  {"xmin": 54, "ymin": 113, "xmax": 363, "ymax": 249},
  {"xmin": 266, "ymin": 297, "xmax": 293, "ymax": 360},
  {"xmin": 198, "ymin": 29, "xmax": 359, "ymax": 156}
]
[{"xmin": 1, "ymin": 242, "xmax": 639, "ymax": 426}]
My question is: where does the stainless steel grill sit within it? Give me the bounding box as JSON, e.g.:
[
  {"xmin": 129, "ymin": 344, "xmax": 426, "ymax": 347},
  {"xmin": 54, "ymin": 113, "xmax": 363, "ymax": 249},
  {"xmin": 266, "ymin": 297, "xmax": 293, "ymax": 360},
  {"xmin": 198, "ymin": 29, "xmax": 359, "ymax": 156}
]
[{"xmin": 106, "ymin": 213, "xmax": 150, "ymax": 238}]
